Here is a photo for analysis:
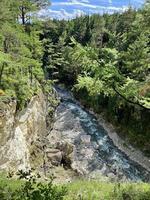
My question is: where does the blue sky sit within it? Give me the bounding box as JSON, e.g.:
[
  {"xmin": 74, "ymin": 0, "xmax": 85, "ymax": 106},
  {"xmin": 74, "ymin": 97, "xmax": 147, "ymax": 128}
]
[{"xmin": 37, "ymin": 0, "xmax": 145, "ymax": 19}]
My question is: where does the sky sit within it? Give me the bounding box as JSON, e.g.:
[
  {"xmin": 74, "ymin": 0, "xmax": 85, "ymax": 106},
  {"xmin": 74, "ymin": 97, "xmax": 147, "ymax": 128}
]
[{"xmin": 37, "ymin": 0, "xmax": 145, "ymax": 20}]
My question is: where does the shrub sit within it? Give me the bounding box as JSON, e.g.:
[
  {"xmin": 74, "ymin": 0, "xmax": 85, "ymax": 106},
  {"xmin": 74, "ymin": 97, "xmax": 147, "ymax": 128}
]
[{"xmin": 0, "ymin": 176, "xmax": 67, "ymax": 200}]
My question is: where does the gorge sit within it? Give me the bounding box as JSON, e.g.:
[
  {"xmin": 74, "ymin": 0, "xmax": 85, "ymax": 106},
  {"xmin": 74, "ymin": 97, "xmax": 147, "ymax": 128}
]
[
  {"xmin": 0, "ymin": 86, "xmax": 150, "ymax": 183},
  {"xmin": 0, "ymin": 0, "xmax": 150, "ymax": 198}
]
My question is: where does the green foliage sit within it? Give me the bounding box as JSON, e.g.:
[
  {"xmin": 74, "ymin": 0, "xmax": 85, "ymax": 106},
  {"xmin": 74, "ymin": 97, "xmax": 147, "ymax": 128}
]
[
  {"xmin": 0, "ymin": 176, "xmax": 67, "ymax": 200},
  {"xmin": 111, "ymin": 183, "xmax": 150, "ymax": 200},
  {"xmin": 65, "ymin": 180, "xmax": 150, "ymax": 200},
  {"xmin": 0, "ymin": 0, "xmax": 149, "ymax": 154},
  {"xmin": 0, "ymin": 0, "xmax": 48, "ymax": 109},
  {"xmin": 40, "ymin": 3, "xmax": 150, "ymax": 153},
  {"xmin": 123, "ymin": 33, "xmax": 150, "ymax": 80},
  {"xmin": 0, "ymin": 174, "xmax": 150, "ymax": 200}
]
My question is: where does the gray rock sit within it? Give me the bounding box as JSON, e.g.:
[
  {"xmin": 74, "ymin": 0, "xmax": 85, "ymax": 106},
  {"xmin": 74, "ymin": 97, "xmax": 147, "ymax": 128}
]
[
  {"xmin": 56, "ymin": 141, "xmax": 74, "ymax": 168},
  {"xmin": 0, "ymin": 91, "xmax": 47, "ymax": 171},
  {"xmin": 56, "ymin": 141, "xmax": 74, "ymax": 156},
  {"xmin": 80, "ymin": 135, "xmax": 91, "ymax": 144},
  {"xmin": 46, "ymin": 149, "xmax": 62, "ymax": 166}
]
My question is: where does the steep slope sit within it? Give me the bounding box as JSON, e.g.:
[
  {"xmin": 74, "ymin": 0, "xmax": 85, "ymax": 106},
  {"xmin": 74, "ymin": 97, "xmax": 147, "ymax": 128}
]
[{"xmin": 0, "ymin": 92, "xmax": 47, "ymax": 171}]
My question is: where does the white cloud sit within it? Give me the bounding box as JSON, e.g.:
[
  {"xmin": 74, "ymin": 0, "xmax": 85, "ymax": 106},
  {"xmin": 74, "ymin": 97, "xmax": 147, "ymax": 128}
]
[
  {"xmin": 52, "ymin": 1, "xmax": 129, "ymax": 12},
  {"xmin": 37, "ymin": 8, "xmax": 85, "ymax": 20},
  {"xmin": 68, "ymin": 0, "xmax": 90, "ymax": 3},
  {"xmin": 88, "ymin": 5, "xmax": 128, "ymax": 15},
  {"xmin": 81, "ymin": 0, "xmax": 90, "ymax": 3},
  {"xmin": 36, "ymin": 4, "xmax": 129, "ymax": 20},
  {"xmin": 52, "ymin": 0, "xmax": 97, "ymax": 8},
  {"xmin": 36, "ymin": 0, "xmax": 134, "ymax": 20}
]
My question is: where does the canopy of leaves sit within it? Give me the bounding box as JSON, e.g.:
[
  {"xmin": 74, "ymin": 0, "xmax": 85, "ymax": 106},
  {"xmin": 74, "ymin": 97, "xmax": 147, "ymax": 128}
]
[
  {"xmin": 0, "ymin": 0, "xmax": 49, "ymax": 109},
  {"xmin": 40, "ymin": 2, "xmax": 150, "ymax": 151}
]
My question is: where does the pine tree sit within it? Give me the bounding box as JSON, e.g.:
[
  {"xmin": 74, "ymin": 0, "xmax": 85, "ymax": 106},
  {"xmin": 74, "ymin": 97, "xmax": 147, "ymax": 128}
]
[{"xmin": 124, "ymin": 34, "xmax": 150, "ymax": 80}]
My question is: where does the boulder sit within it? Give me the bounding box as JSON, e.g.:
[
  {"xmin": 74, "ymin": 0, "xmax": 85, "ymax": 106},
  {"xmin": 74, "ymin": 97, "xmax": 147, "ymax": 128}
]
[
  {"xmin": 46, "ymin": 149, "xmax": 62, "ymax": 166},
  {"xmin": 56, "ymin": 141, "xmax": 74, "ymax": 155},
  {"xmin": 56, "ymin": 141, "xmax": 74, "ymax": 168}
]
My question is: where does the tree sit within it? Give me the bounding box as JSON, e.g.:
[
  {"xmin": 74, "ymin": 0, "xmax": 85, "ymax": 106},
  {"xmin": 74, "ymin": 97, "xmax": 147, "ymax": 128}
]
[
  {"xmin": 90, "ymin": 14, "xmax": 105, "ymax": 48},
  {"xmin": 0, "ymin": 0, "xmax": 45, "ymax": 109},
  {"xmin": 14, "ymin": 0, "xmax": 50, "ymax": 25},
  {"xmin": 124, "ymin": 33, "xmax": 150, "ymax": 80},
  {"xmin": 0, "ymin": 0, "xmax": 18, "ymax": 26}
]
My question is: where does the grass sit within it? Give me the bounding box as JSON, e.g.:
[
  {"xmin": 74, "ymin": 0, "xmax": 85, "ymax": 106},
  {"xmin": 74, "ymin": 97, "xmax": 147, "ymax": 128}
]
[
  {"xmin": 64, "ymin": 179, "xmax": 150, "ymax": 200},
  {"xmin": 0, "ymin": 173, "xmax": 150, "ymax": 200},
  {"xmin": 64, "ymin": 180, "xmax": 114, "ymax": 200},
  {"xmin": 0, "ymin": 172, "xmax": 23, "ymax": 191}
]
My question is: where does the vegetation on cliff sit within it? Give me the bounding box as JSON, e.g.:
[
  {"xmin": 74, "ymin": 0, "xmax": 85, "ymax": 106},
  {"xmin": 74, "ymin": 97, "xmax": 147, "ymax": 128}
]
[{"xmin": 0, "ymin": 0, "xmax": 50, "ymax": 109}]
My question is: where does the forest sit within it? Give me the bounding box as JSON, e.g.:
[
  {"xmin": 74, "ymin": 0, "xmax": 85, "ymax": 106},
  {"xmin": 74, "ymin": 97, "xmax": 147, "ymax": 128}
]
[
  {"xmin": 0, "ymin": 0, "xmax": 150, "ymax": 199},
  {"xmin": 41, "ymin": 3, "xmax": 150, "ymax": 154},
  {"xmin": 1, "ymin": 0, "xmax": 149, "ymax": 153}
]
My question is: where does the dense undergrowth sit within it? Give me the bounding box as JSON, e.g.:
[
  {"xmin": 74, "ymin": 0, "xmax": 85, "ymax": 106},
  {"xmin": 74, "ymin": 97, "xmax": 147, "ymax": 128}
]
[
  {"xmin": 0, "ymin": 0, "xmax": 50, "ymax": 110},
  {"xmin": 0, "ymin": 174, "xmax": 150, "ymax": 200},
  {"xmin": 0, "ymin": 173, "xmax": 67, "ymax": 200},
  {"xmin": 66, "ymin": 180, "xmax": 150, "ymax": 200}
]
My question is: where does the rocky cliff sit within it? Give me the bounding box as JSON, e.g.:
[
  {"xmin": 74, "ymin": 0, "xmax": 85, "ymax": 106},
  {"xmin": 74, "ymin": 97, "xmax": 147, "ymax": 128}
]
[
  {"xmin": 0, "ymin": 92, "xmax": 47, "ymax": 172},
  {"xmin": 0, "ymin": 89, "xmax": 75, "ymax": 182},
  {"xmin": 0, "ymin": 86, "xmax": 149, "ymax": 183}
]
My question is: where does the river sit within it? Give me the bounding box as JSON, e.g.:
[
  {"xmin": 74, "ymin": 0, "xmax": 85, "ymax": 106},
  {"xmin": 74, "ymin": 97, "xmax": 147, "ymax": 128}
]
[{"xmin": 51, "ymin": 86, "xmax": 150, "ymax": 182}]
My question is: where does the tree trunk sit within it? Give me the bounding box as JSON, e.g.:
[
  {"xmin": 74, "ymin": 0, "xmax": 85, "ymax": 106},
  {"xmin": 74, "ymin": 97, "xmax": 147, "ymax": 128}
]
[
  {"xmin": 0, "ymin": 63, "xmax": 5, "ymax": 87},
  {"xmin": 21, "ymin": 6, "xmax": 26, "ymax": 25}
]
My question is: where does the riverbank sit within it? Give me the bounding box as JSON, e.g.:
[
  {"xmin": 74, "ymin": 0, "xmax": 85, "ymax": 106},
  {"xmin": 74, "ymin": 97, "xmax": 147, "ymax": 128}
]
[
  {"xmin": 50, "ymin": 86, "xmax": 150, "ymax": 182},
  {"xmin": 88, "ymin": 109, "xmax": 150, "ymax": 173},
  {"xmin": 71, "ymin": 89, "xmax": 150, "ymax": 173},
  {"xmin": 58, "ymin": 86, "xmax": 150, "ymax": 174}
]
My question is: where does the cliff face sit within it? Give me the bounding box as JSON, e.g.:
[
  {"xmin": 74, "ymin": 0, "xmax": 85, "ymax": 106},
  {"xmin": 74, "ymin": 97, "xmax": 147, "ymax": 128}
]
[{"xmin": 0, "ymin": 92, "xmax": 47, "ymax": 171}]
